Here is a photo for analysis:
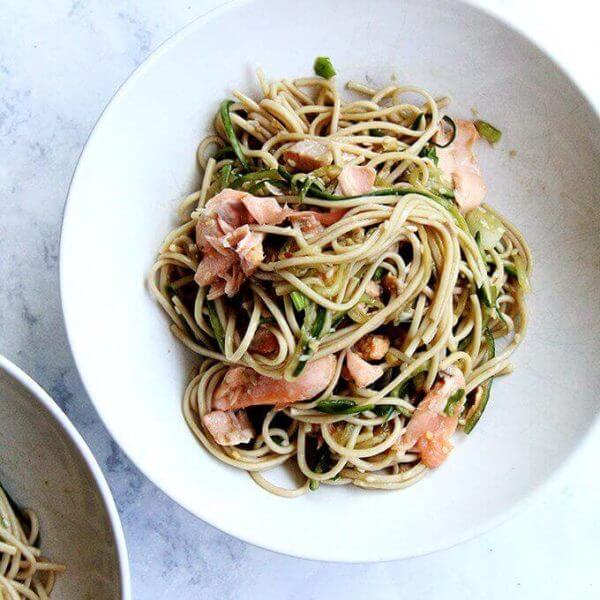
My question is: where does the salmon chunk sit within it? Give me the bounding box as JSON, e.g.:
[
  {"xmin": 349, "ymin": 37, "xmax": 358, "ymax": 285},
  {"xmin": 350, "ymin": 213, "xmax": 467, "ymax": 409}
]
[
  {"xmin": 283, "ymin": 140, "xmax": 332, "ymax": 172},
  {"xmin": 335, "ymin": 164, "xmax": 376, "ymax": 196},
  {"xmin": 203, "ymin": 410, "xmax": 254, "ymax": 446},
  {"xmin": 345, "ymin": 349, "xmax": 383, "ymax": 388},
  {"xmin": 354, "ymin": 334, "xmax": 390, "ymax": 361},
  {"xmin": 395, "ymin": 366, "xmax": 466, "ymax": 468},
  {"xmin": 437, "ymin": 119, "xmax": 487, "ymax": 213},
  {"xmin": 213, "ymin": 355, "xmax": 336, "ymax": 411}
]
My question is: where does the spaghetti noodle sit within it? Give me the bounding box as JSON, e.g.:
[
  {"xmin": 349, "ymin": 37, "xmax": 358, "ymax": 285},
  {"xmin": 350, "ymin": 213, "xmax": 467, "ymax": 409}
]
[
  {"xmin": 149, "ymin": 61, "xmax": 531, "ymax": 496},
  {"xmin": 0, "ymin": 484, "xmax": 65, "ymax": 599}
]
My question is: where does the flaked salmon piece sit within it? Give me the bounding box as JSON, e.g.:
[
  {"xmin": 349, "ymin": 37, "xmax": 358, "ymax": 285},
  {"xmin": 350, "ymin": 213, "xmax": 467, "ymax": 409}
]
[
  {"xmin": 437, "ymin": 119, "xmax": 487, "ymax": 214},
  {"xmin": 394, "ymin": 365, "xmax": 466, "ymax": 468},
  {"xmin": 222, "ymin": 225, "xmax": 264, "ymax": 276},
  {"xmin": 283, "ymin": 140, "xmax": 332, "ymax": 172},
  {"xmin": 195, "ymin": 213, "xmax": 224, "ymax": 253},
  {"xmin": 345, "ymin": 349, "xmax": 383, "ymax": 388},
  {"xmin": 249, "ymin": 326, "xmax": 279, "ymax": 355},
  {"xmin": 240, "ymin": 196, "xmax": 290, "ymax": 225},
  {"xmin": 196, "ymin": 189, "xmax": 287, "ymax": 298},
  {"xmin": 194, "ymin": 250, "xmax": 237, "ymax": 287},
  {"xmin": 206, "ymin": 189, "xmax": 289, "ymax": 228},
  {"xmin": 203, "ymin": 410, "xmax": 254, "ymax": 446},
  {"xmin": 213, "ymin": 355, "xmax": 336, "ymax": 411},
  {"xmin": 335, "ymin": 164, "xmax": 376, "ymax": 196},
  {"xmin": 205, "ymin": 189, "xmax": 249, "ymax": 232},
  {"xmin": 289, "ymin": 208, "xmax": 346, "ymax": 235},
  {"xmin": 354, "ymin": 334, "xmax": 390, "ymax": 361}
]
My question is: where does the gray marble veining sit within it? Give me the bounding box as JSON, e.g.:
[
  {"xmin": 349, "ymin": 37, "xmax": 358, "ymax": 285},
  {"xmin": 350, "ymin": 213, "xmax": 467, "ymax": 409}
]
[{"xmin": 0, "ymin": 1, "xmax": 598, "ymax": 599}]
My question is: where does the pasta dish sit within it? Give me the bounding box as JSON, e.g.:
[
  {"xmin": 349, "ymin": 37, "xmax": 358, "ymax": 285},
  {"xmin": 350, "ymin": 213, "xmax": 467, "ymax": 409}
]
[{"xmin": 149, "ymin": 58, "xmax": 531, "ymax": 496}]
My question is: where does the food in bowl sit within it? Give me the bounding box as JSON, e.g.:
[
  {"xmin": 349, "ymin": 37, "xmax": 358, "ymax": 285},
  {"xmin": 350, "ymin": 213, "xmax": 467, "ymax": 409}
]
[
  {"xmin": 0, "ymin": 482, "xmax": 66, "ymax": 598},
  {"xmin": 149, "ymin": 58, "xmax": 531, "ymax": 497}
]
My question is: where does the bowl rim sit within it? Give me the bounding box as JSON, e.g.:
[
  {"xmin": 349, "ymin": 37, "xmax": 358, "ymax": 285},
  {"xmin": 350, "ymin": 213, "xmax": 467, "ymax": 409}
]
[
  {"xmin": 59, "ymin": 0, "xmax": 600, "ymax": 562},
  {"xmin": 0, "ymin": 354, "xmax": 132, "ymax": 597}
]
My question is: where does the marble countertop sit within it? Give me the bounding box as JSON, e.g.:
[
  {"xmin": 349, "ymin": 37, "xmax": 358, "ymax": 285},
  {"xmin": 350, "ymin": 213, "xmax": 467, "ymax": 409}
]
[{"xmin": 0, "ymin": 1, "xmax": 598, "ymax": 598}]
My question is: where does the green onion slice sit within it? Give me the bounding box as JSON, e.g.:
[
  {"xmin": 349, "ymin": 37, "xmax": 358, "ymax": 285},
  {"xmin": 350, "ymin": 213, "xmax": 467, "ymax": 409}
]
[
  {"xmin": 475, "ymin": 119, "xmax": 502, "ymax": 144},
  {"xmin": 444, "ymin": 389, "xmax": 465, "ymax": 416},
  {"xmin": 313, "ymin": 56, "xmax": 336, "ymax": 79},
  {"xmin": 290, "ymin": 291, "xmax": 309, "ymax": 312}
]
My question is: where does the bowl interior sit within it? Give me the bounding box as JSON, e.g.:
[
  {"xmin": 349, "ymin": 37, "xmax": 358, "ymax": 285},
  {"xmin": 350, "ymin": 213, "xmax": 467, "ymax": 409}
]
[
  {"xmin": 0, "ymin": 359, "xmax": 127, "ymax": 597},
  {"xmin": 60, "ymin": 0, "xmax": 600, "ymax": 561}
]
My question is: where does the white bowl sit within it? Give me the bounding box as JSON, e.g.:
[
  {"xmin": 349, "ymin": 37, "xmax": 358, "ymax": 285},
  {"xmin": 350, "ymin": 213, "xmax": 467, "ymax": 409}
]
[
  {"xmin": 60, "ymin": 0, "xmax": 600, "ymax": 561},
  {"xmin": 0, "ymin": 356, "xmax": 131, "ymax": 597}
]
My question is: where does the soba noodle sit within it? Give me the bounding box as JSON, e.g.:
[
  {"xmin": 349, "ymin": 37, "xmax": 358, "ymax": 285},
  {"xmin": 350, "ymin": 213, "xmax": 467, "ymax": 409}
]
[
  {"xmin": 149, "ymin": 63, "xmax": 531, "ymax": 496},
  {"xmin": 0, "ymin": 484, "xmax": 65, "ymax": 599}
]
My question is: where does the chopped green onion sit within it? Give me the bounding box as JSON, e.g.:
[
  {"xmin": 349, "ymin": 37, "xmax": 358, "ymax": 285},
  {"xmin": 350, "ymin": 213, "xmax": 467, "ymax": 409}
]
[
  {"xmin": 219, "ymin": 99, "xmax": 250, "ymax": 171},
  {"xmin": 316, "ymin": 398, "xmax": 375, "ymax": 415},
  {"xmin": 219, "ymin": 164, "xmax": 232, "ymax": 189},
  {"xmin": 444, "ymin": 389, "xmax": 465, "ymax": 416},
  {"xmin": 309, "ymin": 479, "xmax": 320, "ymax": 491},
  {"xmin": 466, "ymin": 207, "xmax": 505, "ymax": 250},
  {"xmin": 291, "ymin": 303, "xmax": 327, "ymax": 377},
  {"xmin": 373, "ymin": 267, "xmax": 384, "ymax": 282},
  {"xmin": 206, "ymin": 300, "xmax": 225, "ymax": 353},
  {"xmin": 313, "ymin": 56, "xmax": 336, "ymax": 79},
  {"xmin": 513, "ymin": 255, "xmax": 531, "ymax": 293},
  {"xmin": 290, "ymin": 291, "xmax": 309, "ymax": 312},
  {"xmin": 475, "ymin": 120, "xmax": 502, "ymax": 144},
  {"xmin": 431, "ymin": 116, "xmax": 457, "ymax": 149},
  {"xmin": 419, "ymin": 145, "xmax": 439, "ymax": 165},
  {"xmin": 477, "ymin": 284, "xmax": 496, "ymax": 309}
]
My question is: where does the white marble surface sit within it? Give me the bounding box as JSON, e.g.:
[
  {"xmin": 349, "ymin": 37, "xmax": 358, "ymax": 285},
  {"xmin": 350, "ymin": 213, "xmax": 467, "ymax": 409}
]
[{"xmin": 0, "ymin": 1, "xmax": 598, "ymax": 598}]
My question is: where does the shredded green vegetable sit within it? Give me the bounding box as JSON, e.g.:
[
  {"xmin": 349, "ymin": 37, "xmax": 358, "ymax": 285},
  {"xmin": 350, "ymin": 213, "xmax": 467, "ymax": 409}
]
[
  {"xmin": 213, "ymin": 145, "xmax": 235, "ymax": 161},
  {"xmin": 316, "ymin": 398, "xmax": 375, "ymax": 415},
  {"xmin": 475, "ymin": 119, "xmax": 502, "ymax": 144},
  {"xmin": 219, "ymin": 164, "xmax": 232, "ymax": 189},
  {"xmin": 464, "ymin": 328, "xmax": 495, "ymax": 433},
  {"xmin": 219, "ymin": 99, "xmax": 250, "ymax": 171},
  {"xmin": 291, "ymin": 291, "xmax": 309, "ymax": 312},
  {"xmin": 231, "ymin": 168, "xmax": 280, "ymax": 190},
  {"xmin": 206, "ymin": 300, "xmax": 225, "ymax": 353},
  {"xmin": 444, "ymin": 389, "xmax": 465, "ymax": 416}
]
